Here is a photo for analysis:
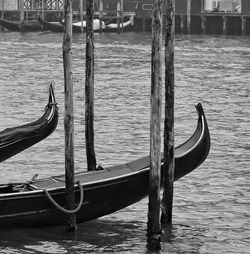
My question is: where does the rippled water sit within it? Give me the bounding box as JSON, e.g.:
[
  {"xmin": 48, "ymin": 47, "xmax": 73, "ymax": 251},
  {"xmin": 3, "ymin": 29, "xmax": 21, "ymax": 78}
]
[{"xmin": 0, "ymin": 31, "xmax": 249, "ymax": 253}]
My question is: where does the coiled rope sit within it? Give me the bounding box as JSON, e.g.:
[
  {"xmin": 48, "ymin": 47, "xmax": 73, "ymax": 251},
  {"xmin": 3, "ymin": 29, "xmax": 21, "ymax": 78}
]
[{"xmin": 43, "ymin": 181, "xmax": 84, "ymax": 214}]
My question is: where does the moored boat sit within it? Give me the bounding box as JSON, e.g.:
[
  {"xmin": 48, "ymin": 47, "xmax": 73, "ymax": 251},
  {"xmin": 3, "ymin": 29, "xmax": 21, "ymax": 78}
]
[
  {"xmin": 38, "ymin": 15, "xmax": 134, "ymax": 33},
  {"xmin": 104, "ymin": 15, "xmax": 134, "ymax": 32},
  {"xmin": 0, "ymin": 103, "xmax": 210, "ymax": 229},
  {"xmin": 0, "ymin": 18, "xmax": 41, "ymax": 32},
  {"xmin": 38, "ymin": 16, "xmax": 102, "ymax": 33},
  {"xmin": 38, "ymin": 16, "xmax": 64, "ymax": 33},
  {"xmin": 0, "ymin": 83, "xmax": 59, "ymax": 163}
]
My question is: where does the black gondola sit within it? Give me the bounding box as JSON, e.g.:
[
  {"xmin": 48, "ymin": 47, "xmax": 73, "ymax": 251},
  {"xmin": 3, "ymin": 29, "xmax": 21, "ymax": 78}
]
[
  {"xmin": 38, "ymin": 16, "xmax": 134, "ymax": 33},
  {"xmin": 0, "ymin": 18, "xmax": 42, "ymax": 32},
  {"xmin": 38, "ymin": 17, "xmax": 64, "ymax": 32},
  {"xmin": 0, "ymin": 83, "xmax": 58, "ymax": 163},
  {"xmin": 0, "ymin": 103, "xmax": 210, "ymax": 229}
]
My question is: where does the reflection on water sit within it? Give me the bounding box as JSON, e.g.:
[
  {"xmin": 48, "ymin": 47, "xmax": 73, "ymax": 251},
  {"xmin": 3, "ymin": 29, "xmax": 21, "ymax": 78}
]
[
  {"xmin": 0, "ymin": 31, "xmax": 249, "ymax": 253},
  {"xmin": 0, "ymin": 218, "xmax": 146, "ymax": 253}
]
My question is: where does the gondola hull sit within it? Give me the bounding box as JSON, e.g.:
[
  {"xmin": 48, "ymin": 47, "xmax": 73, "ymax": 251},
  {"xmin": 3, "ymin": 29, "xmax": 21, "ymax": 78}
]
[
  {"xmin": 0, "ymin": 103, "xmax": 210, "ymax": 229},
  {"xmin": 0, "ymin": 169, "xmax": 149, "ymax": 228},
  {"xmin": 38, "ymin": 16, "xmax": 134, "ymax": 33},
  {"xmin": 0, "ymin": 83, "xmax": 58, "ymax": 163},
  {"xmin": 38, "ymin": 17, "xmax": 64, "ymax": 33},
  {"xmin": 0, "ymin": 18, "xmax": 41, "ymax": 32}
]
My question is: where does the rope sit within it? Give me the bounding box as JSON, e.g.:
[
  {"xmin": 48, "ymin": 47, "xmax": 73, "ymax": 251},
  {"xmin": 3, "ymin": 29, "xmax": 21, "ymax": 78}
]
[
  {"xmin": 43, "ymin": 181, "xmax": 84, "ymax": 214},
  {"xmin": 12, "ymin": 174, "xmax": 39, "ymax": 192}
]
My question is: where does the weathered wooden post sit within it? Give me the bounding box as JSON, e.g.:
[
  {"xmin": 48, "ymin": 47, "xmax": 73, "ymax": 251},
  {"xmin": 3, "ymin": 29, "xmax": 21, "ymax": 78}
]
[
  {"xmin": 1, "ymin": 0, "xmax": 4, "ymax": 19},
  {"xmin": 187, "ymin": 0, "xmax": 191, "ymax": 34},
  {"xmin": 161, "ymin": 0, "xmax": 175, "ymax": 226},
  {"xmin": 146, "ymin": 0, "xmax": 163, "ymax": 250},
  {"xmin": 120, "ymin": 0, "xmax": 124, "ymax": 32},
  {"xmin": 201, "ymin": 0, "xmax": 204, "ymax": 12},
  {"xmin": 117, "ymin": 0, "xmax": 121, "ymax": 34},
  {"xmin": 19, "ymin": 0, "xmax": 24, "ymax": 31},
  {"xmin": 26, "ymin": 6, "xmax": 28, "ymax": 21},
  {"xmin": 85, "ymin": 0, "xmax": 97, "ymax": 171},
  {"xmin": 222, "ymin": 15, "xmax": 227, "ymax": 35},
  {"xmin": 42, "ymin": 0, "xmax": 45, "ymax": 20},
  {"xmin": 99, "ymin": 0, "xmax": 103, "ymax": 34},
  {"xmin": 180, "ymin": 15, "xmax": 185, "ymax": 33},
  {"xmin": 56, "ymin": 0, "xmax": 59, "ymax": 10},
  {"xmin": 80, "ymin": 0, "xmax": 84, "ymax": 33},
  {"xmin": 201, "ymin": 15, "xmax": 207, "ymax": 34},
  {"xmin": 242, "ymin": 16, "xmax": 246, "ymax": 36},
  {"xmin": 63, "ymin": 0, "xmax": 76, "ymax": 231}
]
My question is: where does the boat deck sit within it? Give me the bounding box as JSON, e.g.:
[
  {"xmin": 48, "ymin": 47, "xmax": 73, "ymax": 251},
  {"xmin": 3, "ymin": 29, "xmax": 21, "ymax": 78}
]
[{"xmin": 29, "ymin": 155, "xmax": 150, "ymax": 190}]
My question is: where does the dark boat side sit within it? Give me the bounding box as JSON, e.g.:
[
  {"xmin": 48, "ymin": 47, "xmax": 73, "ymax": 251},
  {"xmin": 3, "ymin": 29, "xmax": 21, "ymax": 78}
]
[
  {"xmin": 174, "ymin": 102, "xmax": 210, "ymax": 180},
  {"xmin": 0, "ymin": 103, "xmax": 210, "ymax": 229},
  {"xmin": 0, "ymin": 83, "xmax": 59, "ymax": 163},
  {"xmin": 38, "ymin": 16, "xmax": 64, "ymax": 32},
  {"xmin": 0, "ymin": 18, "xmax": 41, "ymax": 32},
  {"xmin": 38, "ymin": 17, "xmax": 84, "ymax": 33},
  {"xmin": 0, "ymin": 18, "xmax": 22, "ymax": 31}
]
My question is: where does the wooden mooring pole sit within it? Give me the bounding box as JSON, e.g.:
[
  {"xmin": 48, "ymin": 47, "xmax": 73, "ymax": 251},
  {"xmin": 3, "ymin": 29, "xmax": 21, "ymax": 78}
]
[
  {"xmin": 242, "ymin": 16, "xmax": 246, "ymax": 36},
  {"xmin": 1, "ymin": 0, "xmax": 4, "ymax": 19},
  {"xmin": 19, "ymin": 0, "xmax": 24, "ymax": 31},
  {"xmin": 121, "ymin": 0, "xmax": 124, "ymax": 32},
  {"xmin": 161, "ymin": 0, "xmax": 175, "ymax": 226},
  {"xmin": 187, "ymin": 0, "xmax": 191, "ymax": 34},
  {"xmin": 42, "ymin": 0, "xmax": 45, "ymax": 20},
  {"xmin": 146, "ymin": 0, "xmax": 163, "ymax": 250},
  {"xmin": 117, "ymin": 1, "xmax": 121, "ymax": 34},
  {"xmin": 201, "ymin": 15, "xmax": 207, "ymax": 35},
  {"xmin": 85, "ymin": 0, "xmax": 97, "ymax": 171},
  {"xmin": 80, "ymin": 0, "xmax": 84, "ymax": 33},
  {"xmin": 180, "ymin": 15, "xmax": 185, "ymax": 33},
  {"xmin": 222, "ymin": 15, "xmax": 227, "ymax": 35},
  {"xmin": 62, "ymin": 0, "xmax": 76, "ymax": 231},
  {"xmin": 99, "ymin": 0, "xmax": 103, "ymax": 34},
  {"xmin": 56, "ymin": 0, "xmax": 59, "ymax": 10}
]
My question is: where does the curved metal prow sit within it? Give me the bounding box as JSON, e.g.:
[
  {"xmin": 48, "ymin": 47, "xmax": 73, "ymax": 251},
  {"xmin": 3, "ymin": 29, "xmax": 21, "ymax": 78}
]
[
  {"xmin": 173, "ymin": 102, "xmax": 210, "ymax": 181},
  {"xmin": 195, "ymin": 102, "xmax": 205, "ymax": 116},
  {"xmin": 48, "ymin": 81, "xmax": 56, "ymax": 105}
]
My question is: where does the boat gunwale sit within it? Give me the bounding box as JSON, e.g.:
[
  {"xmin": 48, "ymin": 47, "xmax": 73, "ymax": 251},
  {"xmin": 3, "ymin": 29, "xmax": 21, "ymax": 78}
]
[
  {"xmin": 0, "ymin": 108, "xmax": 207, "ymax": 198},
  {"xmin": 175, "ymin": 114, "xmax": 205, "ymax": 157},
  {"xmin": 0, "ymin": 167, "xmax": 149, "ymax": 199}
]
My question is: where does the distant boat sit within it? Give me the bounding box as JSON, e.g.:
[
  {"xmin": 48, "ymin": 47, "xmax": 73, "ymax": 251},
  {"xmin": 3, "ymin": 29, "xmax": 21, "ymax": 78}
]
[
  {"xmin": 38, "ymin": 17, "xmax": 64, "ymax": 33},
  {"xmin": 0, "ymin": 18, "xmax": 41, "ymax": 32},
  {"xmin": 105, "ymin": 16, "xmax": 134, "ymax": 32},
  {"xmin": 0, "ymin": 103, "xmax": 210, "ymax": 229},
  {"xmin": 0, "ymin": 83, "xmax": 58, "ymax": 163},
  {"xmin": 38, "ymin": 15, "xmax": 134, "ymax": 33},
  {"xmin": 38, "ymin": 16, "xmax": 104, "ymax": 33}
]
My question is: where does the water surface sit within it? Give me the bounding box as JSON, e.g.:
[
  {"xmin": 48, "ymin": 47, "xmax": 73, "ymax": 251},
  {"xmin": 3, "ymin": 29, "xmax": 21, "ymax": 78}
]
[{"xmin": 0, "ymin": 31, "xmax": 249, "ymax": 253}]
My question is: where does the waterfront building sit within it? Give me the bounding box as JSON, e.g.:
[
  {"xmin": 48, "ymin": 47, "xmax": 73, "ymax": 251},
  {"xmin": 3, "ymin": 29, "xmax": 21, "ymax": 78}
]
[{"xmin": 1, "ymin": 0, "xmax": 250, "ymax": 35}]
